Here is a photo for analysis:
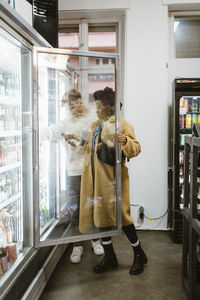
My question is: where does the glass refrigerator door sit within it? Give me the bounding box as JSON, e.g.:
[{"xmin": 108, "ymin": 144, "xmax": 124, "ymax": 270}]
[
  {"xmin": 33, "ymin": 48, "xmax": 121, "ymax": 247},
  {"xmin": 179, "ymin": 95, "xmax": 200, "ymax": 210},
  {"xmin": 0, "ymin": 28, "xmax": 32, "ymax": 281}
]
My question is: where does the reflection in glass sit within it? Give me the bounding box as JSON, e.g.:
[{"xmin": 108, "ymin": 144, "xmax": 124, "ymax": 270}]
[{"xmin": 37, "ymin": 51, "xmax": 117, "ymax": 244}]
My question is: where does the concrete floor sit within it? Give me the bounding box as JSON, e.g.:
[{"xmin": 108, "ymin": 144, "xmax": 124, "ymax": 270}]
[{"xmin": 40, "ymin": 231, "xmax": 187, "ymax": 300}]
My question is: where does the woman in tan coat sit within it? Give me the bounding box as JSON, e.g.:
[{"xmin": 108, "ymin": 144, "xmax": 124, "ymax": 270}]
[{"xmin": 79, "ymin": 87, "xmax": 147, "ymax": 275}]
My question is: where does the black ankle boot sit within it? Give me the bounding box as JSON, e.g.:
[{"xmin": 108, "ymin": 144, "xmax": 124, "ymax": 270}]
[
  {"xmin": 129, "ymin": 248, "xmax": 148, "ymax": 275},
  {"xmin": 94, "ymin": 252, "xmax": 118, "ymax": 273}
]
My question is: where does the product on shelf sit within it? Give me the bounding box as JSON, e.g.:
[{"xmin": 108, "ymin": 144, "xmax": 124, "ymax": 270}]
[
  {"xmin": 179, "ymin": 166, "xmax": 184, "ymax": 184},
  {"xmin": 0, "ymin": 169, "xmax": 20, "ymax": 203},
  {"xmin": 0, "ymin": 205, "xmax": 18, "ymax": 277},
  {"xmin": 179, "ymin": 114, "xmax": 184, "ymax": 128},
  {"xmin": 0, "ymin": 213, "xmax": 7, "ymax": 247},
  {"xmin": 180, "ymin": 185, "xmax": 184, "ymax": 209},
  {"xmin": 192, "ymin": 114, "xmax": 198, "ymax": 125},
  {"xmin": 0, "ymin": 137, "xmax": 21, "ymax": 166},
  {"xmin": 7, "ymin": 243, "xmax": 17, "ymax": 264},
  {"xmin": 179, "ymin": 151, "xmax": 184, "ymax": 164},
  {"xmin": 186, "ymin": 114, "xmax": 192, "ymax": 128},
  {"xmin": 191, "ymin": 98, "xmax": 199, "ymax": 113},
  {"xmin": 1, "ymin": 209, "xmax": 12, "ymax": 244},
  {"xmin": 0, "ymin": 246, "xmax": 8, "ymax": 273},
  {"xmin": 0, "ymin": 72, "xmax": 17, "ymax": 98},
  {"xmin": 0, "ymin": 105, "xmax": 19, "ymax": 131}
]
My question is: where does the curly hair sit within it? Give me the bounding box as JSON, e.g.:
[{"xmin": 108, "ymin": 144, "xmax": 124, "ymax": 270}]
[{"xmin": 93, "ymin": 87, "xmax": 115, "ymax": 108}]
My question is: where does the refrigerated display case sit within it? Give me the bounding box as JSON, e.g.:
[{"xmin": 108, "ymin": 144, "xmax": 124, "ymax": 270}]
[
  {"xmin": 0, "ymin": 4, "xmax": 121, "ymax": 298},
  {"xmin": 0, "ymin": 2, "xmax": 121, "ymax": 297},
  {"xmin": 0, "ymin": 25, "xmax": 32, "ymax": 283},
  {"xmin": 171, "ymin": 78, "xmax": 200, "ymax": 243}
]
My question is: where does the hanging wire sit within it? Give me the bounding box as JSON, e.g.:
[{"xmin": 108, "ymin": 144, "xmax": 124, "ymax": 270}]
[{"xmin": 144, "ymin": 209, "xmax": 169, "ymax": 221}]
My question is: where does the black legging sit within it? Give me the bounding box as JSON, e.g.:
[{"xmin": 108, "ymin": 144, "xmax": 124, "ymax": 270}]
[{"xmin": 102, "ymin": 224, "xmax": 138, "ymax": 244}]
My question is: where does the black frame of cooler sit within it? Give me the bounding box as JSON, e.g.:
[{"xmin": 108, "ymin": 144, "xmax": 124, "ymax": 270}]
[
  {"xmin": 182, "ymin": 135, "xmax": 200, "ymax": 300},
  {"xmin": 172, "ymin": 78, "xmax": 200, "ymax": 243}
]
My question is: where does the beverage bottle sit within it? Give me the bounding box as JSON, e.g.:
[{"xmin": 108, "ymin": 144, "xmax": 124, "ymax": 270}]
[
  {"xmin": 192, "ymin": 98, "xmax": 198, "ymax": 113},
  {"xmin": 192, "ymin": 114, "xmax": 198, "ymax": 126},
  {"xmin": 61, "ymin": 133, "xmax": 81, "ymax": 147},
  {"xmin": 6, "ymin": 177, "xmax": 12, "ymax": 198},
  {"xmin": 197, "ymin": 186, "xmax": 200, "ymax": 210},
  {"xmin": 1, "ymin": 209, "xmax": 12, "ymax": 244},
  {"xmin": 180, "ymin": 185, "xmax": 184, "ymax": 209},
  {"xmin": 179, "ymin": 98, "xmax": 185, "ymax": 114},
  {"xmin": 186, "ymin": 114, "xmax": 192, "ymax": 128},
  {"xmin": 179, "ymin": 115, "xmax": 184, "ymax": 128},
  {"xmin": 0, "ymin": 245, "xmax": 8, "ymax": 273},
  {"xmin": 179, "ymin": 167, "xmax": 184, "ymax": 184},
  {"xmin": 198, "ymin": 186, "xmax": 200, "ymax": 200},
  {"xmin": 179, "ymin": 151, "xmax": 184, "ymax": 164},
  {"xmin": 0, "ymin": 214, "xmax": 7, "ymax": 247},
  {"xmin": 184, "ymin": 98, "xmax": 189, "ymax": 112},
  {"xmin": 0, "ymin": 107, "xmax": 5, "ymax": 131},
  {"xmin": 10, "ymin": 207, "xmax": 17, "ymax": 242},
  {"xmin": 0, "ymin": 142, "xmax": 4, "ymax": 166},
  {"xmin": 0, "ymin": 73, "xmax": 5, "ymax": 96},
  {"xmin": 7, "ymin": 243, "xmax": 17, "ymax": 264}
]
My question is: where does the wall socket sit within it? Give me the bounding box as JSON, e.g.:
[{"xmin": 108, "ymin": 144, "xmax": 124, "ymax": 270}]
[{"xmin": 139, "ymin": 206, "xmax": 144, "ymax": 220}]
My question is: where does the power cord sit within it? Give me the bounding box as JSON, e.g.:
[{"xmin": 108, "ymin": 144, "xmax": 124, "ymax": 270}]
[{"xmin": 144, "ymin": 209, "xmax": 169, "ymax": 221}]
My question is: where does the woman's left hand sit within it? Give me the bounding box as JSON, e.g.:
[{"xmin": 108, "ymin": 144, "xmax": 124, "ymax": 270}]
[{"xmin": 117, "ymin": 133, "xmax": 127, "ymax": 146}]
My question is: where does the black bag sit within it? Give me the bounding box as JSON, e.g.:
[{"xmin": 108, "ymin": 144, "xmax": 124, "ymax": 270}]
[{"xmin": 96, "ymin": 133, "xmax": 116, "ymax": 166}]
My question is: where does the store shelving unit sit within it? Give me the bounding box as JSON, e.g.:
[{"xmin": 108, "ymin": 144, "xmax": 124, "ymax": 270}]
[
  {"xmin": 182, "ymin": 133, "xmax": 200, "ymax": 300},
  {"xmin": 171, "ymin": 79, "xmax": 200, "ymax": 243}
]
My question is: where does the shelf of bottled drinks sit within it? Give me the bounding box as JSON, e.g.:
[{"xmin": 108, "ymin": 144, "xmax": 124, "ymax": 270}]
[
  {"xmin": 179, "ymin": 97, "xmax": 200, "ymax": 211},
  {"xmin": 0, "ymin": 45, "xmax": 22, "ymax": 278}
]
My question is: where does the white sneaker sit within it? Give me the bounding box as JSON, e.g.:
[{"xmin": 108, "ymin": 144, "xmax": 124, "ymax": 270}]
[
  {"xmin": 91, "ymin": 240, "xmax": 104, "ymax": 256},
  {"xmin": 70, "ymin": 246, "xmax": 83, "ymax": 264}
]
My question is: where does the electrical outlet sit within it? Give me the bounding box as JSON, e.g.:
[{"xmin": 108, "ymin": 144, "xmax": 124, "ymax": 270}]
[{"xmin": 139, "ymin": 206, "xmax": 144, "ymax": 220}]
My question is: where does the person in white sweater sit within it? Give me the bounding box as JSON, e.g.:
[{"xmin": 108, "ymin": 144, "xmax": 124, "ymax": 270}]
[{"xmin": 40, "ymin": 89, "xmax": 104, "ymax": 263}]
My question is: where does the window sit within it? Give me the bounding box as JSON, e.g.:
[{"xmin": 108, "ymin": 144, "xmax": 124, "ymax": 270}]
[
  {"xmin": 58, "ymin": 26, "xmax": 79, "ymax": 50},
  {"xmin": 58, "ymin": 23, "xmax": 118, "ymax": 103},
  {"xmin": 174, "ymin": 17, "xmax": 200, "ymax": 58}
]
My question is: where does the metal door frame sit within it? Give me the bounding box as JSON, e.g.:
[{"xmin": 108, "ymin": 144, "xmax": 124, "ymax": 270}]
[{"xmin": 33, "ymin": 47, "xmax": 122, "ymax": 247}]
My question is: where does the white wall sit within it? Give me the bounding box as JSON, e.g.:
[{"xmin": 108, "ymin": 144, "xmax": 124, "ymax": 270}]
[
  {"xmin": 59, "ymin": 0, "xmax": 200, "ymax": 230},
  {"xmin": 125, "ymin": 0, "xmax": 168, "ymax": 230},
  {"xmin": 14, "ymin": 0, "xmax": 32, "ymax": 25}
]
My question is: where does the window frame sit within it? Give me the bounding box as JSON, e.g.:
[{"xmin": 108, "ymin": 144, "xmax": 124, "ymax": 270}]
[
  {"xmin": 169, "ymin": 11, "xmax": 200, "ymax": 59},
  {"xmin": 58, "ymin": 15, "xmax": 125, "ymax": 110}
]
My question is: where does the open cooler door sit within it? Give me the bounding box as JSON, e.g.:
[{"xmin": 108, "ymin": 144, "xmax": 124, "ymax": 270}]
[{"xmin": 33, "ymin": 47, "xmax": 122, "ymax": 247}]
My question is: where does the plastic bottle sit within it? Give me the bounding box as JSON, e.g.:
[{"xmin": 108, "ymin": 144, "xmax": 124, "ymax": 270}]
[
  {"xmin": 0, "ymin": 245, "xmax": 8, "ymax": 273},
  {"xmin": 7, "ymin": 243, "xmax": 17, "ymax": 264},
  {"xmin": 1, "ymin": 209, "xmax": 12, "ymax": 244},
  {"xmin": 180, "ymin": 186, "xmax": 184, "ymax": 210},
  {"xmin": 0, "ymin": 213, "xmax": 7, "ymax": 247},
  {"xmin": 186, "ymin": 114, "xmax": 192, "ymax": 128}
]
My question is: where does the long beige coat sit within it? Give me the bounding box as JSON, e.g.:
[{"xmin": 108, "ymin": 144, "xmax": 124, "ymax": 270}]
[{"xmin": 79, "ymin": 116, "xmax": 141, "ymax": 233}]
